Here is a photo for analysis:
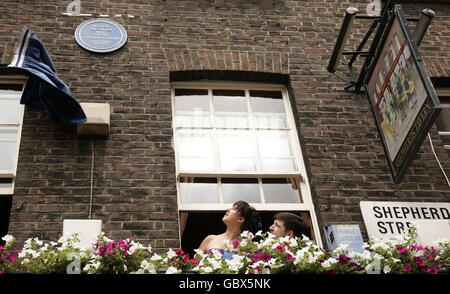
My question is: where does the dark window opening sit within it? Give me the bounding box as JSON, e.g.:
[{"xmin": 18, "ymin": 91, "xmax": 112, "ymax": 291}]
[
  {"xmin": 0, "ymin": 196, "xmax": 12, "ymax": 246},
  {"xmin": 180, "ymin": 211, "xmax": 313, "ymax": 257}
]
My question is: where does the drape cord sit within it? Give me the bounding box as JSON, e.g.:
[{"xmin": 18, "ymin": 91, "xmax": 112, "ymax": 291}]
[
  {"xmin": 88, "ymin": 140, "xmax": 95, "ymax": 219},
  {"xmin": 428, "ymin": 133, "xmax": 450, "ymax": 188}
]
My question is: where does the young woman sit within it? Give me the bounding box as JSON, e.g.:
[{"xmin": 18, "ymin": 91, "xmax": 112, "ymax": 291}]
[{"xmin": 198, "ymin": 200, "xmax": 261, "ymax": 257}]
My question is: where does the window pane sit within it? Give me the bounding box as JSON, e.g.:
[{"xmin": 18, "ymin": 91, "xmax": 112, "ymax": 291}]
[
  {"xmin": 176, "ymin": 130, "xmax": 215, "ymax": 171},
  {"xmin": 180, "ymin": 177, "xmax": 219, "ymax": 203},
  {"xmin": 0, "ymin": 90, "xmax": 22, "ymax": 124},
  {"xmin": 174, "ymin": 89, "xmax": 211, "ymax": 127},
  {"xmin": 250, "ymin": 90, "xmax": 284, "ymax": 113},
  {"xmin": 179, "ymin": 157, "xmax": 215, "ymax": 172},
  {"xmin": 262, "ymin": 178, "xmax": 301, "ymax": 203},
  {"xmin": 176, "ymin": 130, "xmax": 214, "ymax": 157},
  {"xmin": 213, "ymin": 90, "xmax": 249, "ymax": 128},
  {"xmin": 250, "ymin": 91, "xmax": 287, "ymax": 129},
  {"xmin": 257, "ymin": 130, "xmax": 294, "ymax": 157},
  {"xmin": 0, "ymin": 178, "xmax": 13, "ymax": 189},
  {"xmin": 0, "ymin": 141, "xmax": 16, "ymax": 171},
  {"xmin": 0, "ymin": 126, "xmax": 18, "ymax": 141},
  {"xmin": 260, "ymin": 158, "xmax": 297, "ymax": 172},
  {"xmin": 253, "ymin": 114, "xmax": 287, "ymax": 129},
  {"xmin": 213, "ymin": 90, "xmax": 246, "ymax": 112},
  {"xmin": 221, "ymin": 178, "xmax": 260, "ymax": 203},
  {"xmin": 217, "ymin": 130, "xmax": 256, "ymax": 171}
]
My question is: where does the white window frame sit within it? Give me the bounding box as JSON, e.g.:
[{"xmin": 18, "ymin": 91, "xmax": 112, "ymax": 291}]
[
  {"xmin": 171, "ymin": 81, "xmax": 323, "ymax": 246},
  {"xmin": 0, "ymin": 75, "xmax": 27, "ymax": 195}
]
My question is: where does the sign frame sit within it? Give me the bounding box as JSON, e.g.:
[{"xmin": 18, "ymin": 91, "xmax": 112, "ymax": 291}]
[
  {"xmin": 360, "ymin": 201, "xmax": 450, "ymax": 240},
  {"xmin": 364, "ymin": 5, "xmax": 441, "ymax": 183},
  {"xmin": 74, "ymin": 18, "xmax": 127, "ymax": 53}
]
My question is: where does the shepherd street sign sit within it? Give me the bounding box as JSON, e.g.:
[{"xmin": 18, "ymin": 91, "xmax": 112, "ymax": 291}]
[{"xmin": 360, "ymin": 201, "xmax": 450, "ymax": 239}]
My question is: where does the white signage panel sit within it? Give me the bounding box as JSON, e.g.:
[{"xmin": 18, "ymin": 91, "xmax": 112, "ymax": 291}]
[{"xmin": 360, "ymin": 201, "xmax": 450, "ymax": 239}]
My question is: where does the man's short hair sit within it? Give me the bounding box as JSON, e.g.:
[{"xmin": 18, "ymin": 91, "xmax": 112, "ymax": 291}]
[{"xmin": 273, "ymin": 212, "xmax": 309, "ymax": 238}]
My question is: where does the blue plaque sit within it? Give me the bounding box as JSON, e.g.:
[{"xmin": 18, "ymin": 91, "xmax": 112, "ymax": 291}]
[
  {"xmin": 324, "ymin": 224, "xmax": 365, "ymax": 253},
  {"xmin": 75, "ymin": 18, "xmax": 127, "ymax": 53}
]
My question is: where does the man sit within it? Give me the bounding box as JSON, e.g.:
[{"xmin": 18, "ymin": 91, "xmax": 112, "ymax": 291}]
[{"xmin": 269, "ymin": 212, "xmax": 309, "ymax": 239}]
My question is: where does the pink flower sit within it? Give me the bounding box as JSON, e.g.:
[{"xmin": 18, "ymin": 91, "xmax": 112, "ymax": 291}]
[
  {"xmin": 338, "ymin": 255, "xmax": 351, "ymax": 265},
  {"xmin": 232, "ymin": 239, "xmax": 241, "ymax": 249},
  {"xmin": 403, "ymin": 264, "xmax": 411, "ymax": 272},
  {"xmin": 396, "ymin": 247, "xmax": 408, "ymax": 254},
  {"xmin": 413, "ymin": 256, "xmax": 424, "ymax": 267},
  {"xmin": 276, "ymin": 245, "xmax": 285, "ymax": 252},
  {"xmin": 426, "ymin": 266, "xmax": 438, "ymax": 274},
  {"xmin": 286, "ymin": 253, "xmax": 294, "ymax": 262},
  {"xmin": 411, "ymin": 244, "xmax": 425, "ymax": 251}
]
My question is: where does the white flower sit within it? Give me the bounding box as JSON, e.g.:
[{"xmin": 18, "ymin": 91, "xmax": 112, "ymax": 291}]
[
  {"xmin": 288, "ymin": 238, "xmax": 298, "ymax": 247},
  {"xmin": 139, "ymin": 260, "xmax": 157, "ymax": 274},
  {"xmin": 207, "ymin": 257, "xmax": 222, "ymax": 270},
  {"xmin": 167, "ymin": 248, "xmax": 177, "ymax": 259},
  {"xmin": 267, "ymin": 232, "xmax": 276, "ymax": 240},
  {"xmin": 203, "ymin": 266, "xmax": 213, "ymax": 273},
  {"xmin": 210, "ymin": 249, "xmax": 223, "ymax": 260},
  {"xmin": 335, "ymin": 243, "xmax": 349, "ymax": 252},
  {"xmin": 151, "ymin": 253, "xmax": 162, "ymax": 261},
  {"xmin": 383, "ymin": 265, "xmax": 391, "ymax": 274},
  {"xmin": 322, "ymin": 258, "xmax": 337, "ymax": 268},
  {"xmin": 1, "ymin": 234, "xmax": 14, "ymax": 245},
  {"xmin": 165, "ymin": 266, "xmax": 180, "ymax": 274},
  {"xmin": 240, "ymin": 231, "xmax": 251, "ymax": 238},
  {"xmin": 226, "ymin": 255, "xmax": 245, "ymax": 272}
]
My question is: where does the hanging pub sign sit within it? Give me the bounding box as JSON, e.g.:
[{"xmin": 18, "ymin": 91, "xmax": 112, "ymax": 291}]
[
  {"xmin": 365, "ymin": 5, "xmax": 441, "ymax": 183},
  {"xmin": 75, "ymin": 18, "xmax": 127, "ymax": 53}
]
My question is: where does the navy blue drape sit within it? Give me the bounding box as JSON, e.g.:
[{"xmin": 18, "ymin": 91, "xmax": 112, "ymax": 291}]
[{"xmin": 4, "ymin": 28, "xmax": 86, "ymax": 125}]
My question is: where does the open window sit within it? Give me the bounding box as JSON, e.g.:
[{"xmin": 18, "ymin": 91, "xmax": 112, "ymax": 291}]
[
  {"xmin": 171, "ymin": 81, "xmax": 322, "ymax": 252},
  {"xmin": 0, "ymin": 77, "xmax": 26, "ymax": 195},
  {"xmin": 434, "ymin": 81, "xmax": 450, "ymax": 157}
]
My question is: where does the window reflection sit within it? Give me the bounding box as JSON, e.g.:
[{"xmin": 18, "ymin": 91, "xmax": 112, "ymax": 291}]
[
  {"xmin": 213, "ymin": 90, "xmax": 249, "ymax": 128},
  {"xmin": 176, "ymin": 130, "xmax": 215, "ymax": 171},
  {"xmin": 180, "ymin": 177, "xmax": 220, "ymax": 203},
  {"xmin": 262, "ymin": 178, "xmax": 301, "ymax": 203},
  {"xmin": 217, "ymin": 130, "xmax": 256, "ymax": 171},
  {"xmin": 250, "ymin": 90, "xmax": 287, "ymax": 129},
  {"xmin": 221, "ymin": 178, "xmax": 260, "ymax": 203},
  {"xmin": 0, "ymin": 90, "xmax": 21, "ymax": 123},
  {"xmin": 0, "ymin": 178, "xmax": 13, "ymax": 189},
  {"xmin": 174, "ymin": 89, "xmax": 210, "ymax": 127}
]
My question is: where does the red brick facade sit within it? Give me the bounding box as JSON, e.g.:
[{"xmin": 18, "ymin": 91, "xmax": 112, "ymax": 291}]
[{"xmin": 0, "ymin": 0, "xmax": 449, "ymax": 251}]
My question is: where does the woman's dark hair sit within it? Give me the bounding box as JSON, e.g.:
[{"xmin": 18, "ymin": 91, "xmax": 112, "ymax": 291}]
[{"xmin": 233, "ymin": 201, "xmax": 262, "ymax": 233}]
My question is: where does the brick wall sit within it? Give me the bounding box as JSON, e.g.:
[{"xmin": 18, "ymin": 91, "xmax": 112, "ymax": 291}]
[{"xmin": 0, "ymin": 0, "xmax": 449, "ymax": 249}]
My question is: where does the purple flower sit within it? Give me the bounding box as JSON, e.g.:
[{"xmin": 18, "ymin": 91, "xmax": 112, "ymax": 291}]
[
  {"xmin": 413, "ymin": 256, "xmax": 424, "ymax": 267},
  {"xmin": 396, "ymin": 247, "xmax": 408, "ymax": 254},
  {"xmin": 286, "ymin": 253, "xmax": 294, "ymax": 262},
  {"xmin": 403, "ymin": 264, "xmax": 411, "ymax": 273},
  {"xmin": 426, "ymin": 266, "xmax": 438, "ymax": 274},
  {"xmin": 276, "ymin": 245, "xmax": 285, "ymax": 252},
  {"xmin": 338, "ymin": 255, "xmax": 351, "ymax": 265}
]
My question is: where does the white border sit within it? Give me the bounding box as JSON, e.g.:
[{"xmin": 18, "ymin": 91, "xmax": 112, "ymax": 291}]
[{"xmin": 171, "ymin": 81, "xmax": 323, "ymax": 246}]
